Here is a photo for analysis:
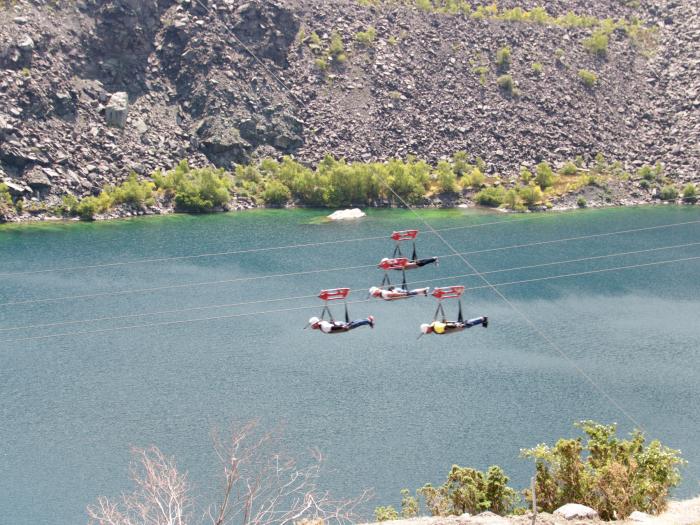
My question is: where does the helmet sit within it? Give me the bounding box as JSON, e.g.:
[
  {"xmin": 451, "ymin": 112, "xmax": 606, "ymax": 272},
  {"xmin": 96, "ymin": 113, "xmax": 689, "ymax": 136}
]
[
  {"xmin": 420, "ymin": 323, "xmax": 432, "ymax": 334},
  {"xmin": 308, "ymin": 316, "xmax": 320, "ymax": 328},
  {"xmin": 369, "ymin": 286, "xmax": 381, "ymax": 297}
]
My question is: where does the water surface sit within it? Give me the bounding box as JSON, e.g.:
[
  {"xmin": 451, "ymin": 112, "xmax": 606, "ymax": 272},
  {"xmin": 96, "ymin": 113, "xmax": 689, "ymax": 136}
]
[{"xmin": 1, "ymin": 206, "xmax": 699, "ymax": 524}]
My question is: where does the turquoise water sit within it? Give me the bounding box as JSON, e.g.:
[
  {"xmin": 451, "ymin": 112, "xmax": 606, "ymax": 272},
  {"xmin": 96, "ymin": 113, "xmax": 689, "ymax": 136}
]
[{"xmin": 1, "ymin": 206, "xmax": 699, "ymax": 524}]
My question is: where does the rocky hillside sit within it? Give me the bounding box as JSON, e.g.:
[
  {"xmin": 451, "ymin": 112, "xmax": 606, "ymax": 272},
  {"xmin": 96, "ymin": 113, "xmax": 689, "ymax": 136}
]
[{"xmin": 0, "ymin": 0, "xmax": 698, "ymax": 217}]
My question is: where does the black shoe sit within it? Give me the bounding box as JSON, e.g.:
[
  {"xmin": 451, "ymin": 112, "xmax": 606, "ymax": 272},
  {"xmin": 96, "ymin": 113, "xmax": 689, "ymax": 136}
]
[{"xmin": 482, "ymin": 316, "xmax": 488, "ymax": 328}]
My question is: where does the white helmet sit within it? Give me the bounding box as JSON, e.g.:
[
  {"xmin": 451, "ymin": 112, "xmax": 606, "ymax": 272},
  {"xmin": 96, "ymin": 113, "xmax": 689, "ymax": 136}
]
[
  {"xmin": 308, "ymin": 316, "xmax": 320, "ymax": 328},
  {"xmin": 369, "ymin": 286, "xmax": 381, "ymax": 297},
  {"xmin": 420, "ymin": 323, "xmax": 432, "ymax": 334}
]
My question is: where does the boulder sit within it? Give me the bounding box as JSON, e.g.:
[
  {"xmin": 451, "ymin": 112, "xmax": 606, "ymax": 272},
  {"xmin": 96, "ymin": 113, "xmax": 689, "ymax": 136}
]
[
  {"xmin": 105, "ymin": 92, "xmax": 129, "ymax": 128},
  {"xmin": 554, "ymin": 503, "xmax": 599, "ymax": 520},
  {"xmin": 24, "ymin": 167, "xmax": 52, "ymax": 192},
  {"xmin": 327, "ymin": 208, "xmax": 366, "ymax": 221},
  {"xmin": 16, "ymin": 35, "xmax": 35, "ymax": 52},
  {"xmin": 196, "ymin": 117, "xmax": 250, "ymax": 166},
  {"xmin": 2, "ymin": 180, "xmax": 30, "ymax": 197},
  {"xmin": 628, "ymin": 510, "xmax": 654, "ymax": 522}
]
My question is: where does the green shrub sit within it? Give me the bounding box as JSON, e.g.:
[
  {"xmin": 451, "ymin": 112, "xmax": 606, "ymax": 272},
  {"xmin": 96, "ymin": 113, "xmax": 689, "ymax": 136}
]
[
  {"xmin": 262, "ymin": 180, "xmax": 291, "ymax": 206},
  {"xmin": 76, "ymin": 192, "xmax": 112, "ymax": 220},
  {"xmin": 329, "ymin": 32, "xmax": 347, "ymax": 63},
  {"xmin": 466, "ymin": 167, "xmax": 485, "ymax": 188},
  {"xmin": 519, "ymin": 185, "xmax": 543, "ymax": 207},
  {"xmin": 473, "ymin": 65, "xmax": 489, "ymax": 85},
  {"xmin": 659, "ymin": 185, "xmax": 678, "ymax": 201},
  {"xmin": 535, "ymin": 161, "xmax": 555, "ymax": 189},
  {"xmin": 436, "ymin": 161, "xmax": 457, "ymax": 193},
  {"xmin": 531, "ymin": 61, "xmax": 544, "ymax": 75},
  {"xmin": 154, "ymin": 160, "xmax": 232, "ymax": 212},
  {"xmin": 522, "ymin": 421, "xmax": 684, "ymax": 520},
  {"xmin": 682, "ymin": 183, "xmax": 697, "ymax": 203},
  {"xmin": 452, "ymin": 151, "xmax": 470, "ymax": 177},
  {"xmin": 639, "ymin": 179, "xmax": 650, "ymax": 189},
  {"xmin": 314, "ymin": 58, "xmax": 328, "ymax": 71},
  {"xmin": 475, "ymin": 186, "xmax": 506, "ymax": 207},
  {"xmin": 583, "ymin": 29, "xmax": 609, "ymax": 56},
  {"xmin": 418, "ymin": 465, "xmax": 517, "ymax": 516},
  {"xmin": 59, "ymin": 194, "xmax": 79, "ymax": 216},
  {"xmin": 401, "ymin": 489, "xmax": 419, "ymax": 518},
  {"xmin": 0, "ymin": 183, "xmax": 11, "ymax": 206},
  {"xmin": 578, "ymin": 69, "xmax": 598, "ymax": 88},
  {"xmin": 496, "ymin": 46, "xmax": 511, "ymax": 70},
  {"xmin": 374, "ymin": 505, "xmax": 399, "ymax": 521},
  {"xmin": 503, "ymin": 188, "xmax": 521, "ymax": 210},
  {"xmin": 355, "ymin": 26, "xmax": 377, "ymax": 46},
  {"xmin": 497, "ymin": 74, "xmax": 514, "ymax": 93},
  {"xmin": 638, "ymin": 165, "xmax": 655, "ymax": 181},
  {"xmin": 107, "ymin": 173, "xmax": 155, "ymax": 208},
  {"xmin": 577, "ymin": 196, "xmax": 587, "ymax": 208},
  {"xmin": 307, "ymin": 31, "xmax": 323, "ymax": 54},
  {"xmin": 561, "ymin": 162, "xmax": 578, "ymax": 176},
  {"xmin": 520, "ymin": 166, "xmax": 534, "ymax": 184}
]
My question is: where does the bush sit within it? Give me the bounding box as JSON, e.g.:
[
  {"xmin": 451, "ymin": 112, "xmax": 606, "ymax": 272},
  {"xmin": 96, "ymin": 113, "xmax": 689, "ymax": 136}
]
[
  {"xmin": 436, "ymin": 161, "xmax": 458, "ymax": 193},
  {"xmin": 583, "ymin": 29, "xmax": 609, "ymax": 56},
  {"xmin": 59, "ymin": 194, "xmax": 79, "ymax": 216},
  {"xmin": 561, "ymin": 162, "xmax": 578, "ymax": 176},
  {"xmin": 531, "ymin": 61, "xmax": 544, "ymax": 75},
  {"xmin": 519, "ymin": 185, "xmax": 543, "ymax": 207},
  {"xmin": 154, "ymin": 160, "xmax": 232, "ymax": 212},
  {"xmin": 452, "ymin": 151, "xmax": 470, "ymax": 177},
  {"xmin": 639, "ymin": 179, "xmax": 650, "ymax": 189},
  {"xmin": 535, "ymin": 161, "xmax": 555, "ymax": 189},
  {"xmin": 329, "ymin": 32, "xmax": 347, "ymax": 63},
  {"xmin": 577, "ymin": 196, "xmax": 587, "ymax": 208},
  {"xmin": 475, "ymin": 186, "xmax": 505, "ymax": 207},
  {"xmin": 262, "ymin": 180, "xmax": 291, "ymax": 206},
  {"xmin": 355, "ymin": 26, "xmax": 377, "ymax": 46},
  {"xmin": 522, "ymin": 421, "xmax": 684, "ymax": 520},
  {"xmin": 520, "ymin": 166, "xmax": 534, "ymax": 184},
  {"xmin": 374, "ymin": 505, "xmax": 399, "ymax": 521},
  {"xmin": 76, "ymin": 192, "xmax": 112, "ymax": 220},
  {"xmin": 578, "ymin": 69, "xmax": 598, "ymax": 88},
  {"xmin": 659, "ymin": 185, "xmax": 678, "ymax": 201},
  {"xmin": 496, "ymin": 46, "xmax": 511, "ymax": 70},
  {"xmin": 0, "ymin": 183, "xmax": 14, "ymax": 220},
  {"xmin": 400, "ymin": 489, "xmax": 419, "ymax": 518},
  {"xmin": 682, "ymin": 183, "xmax": 697, "ymax": 203},
  {"xmin": 503, "ymin": 188, "xmax": 521, "ymax": 210},
  {"xmin": 467, "ymin": 167, "xmax": 485, "ymax": 188},
  {"xmin": 497, "ymin": 74, "xmax": 514, "ymax": 93},
  {"xmin": 108, "ymin": 173, "xmax": 155, "ymax": 208},
  {"xmin": 418, "ymin": 465, "xmax": 518, "ymax": 516}
]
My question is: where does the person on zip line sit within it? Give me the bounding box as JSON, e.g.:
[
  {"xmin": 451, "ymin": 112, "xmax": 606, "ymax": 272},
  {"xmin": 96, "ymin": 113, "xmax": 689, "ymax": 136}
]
[
  {"xmin": 307, "ymin": 315, "xmax": 375, "ymax": 334},
  {"xmin": 420, "ymin": 316, "xmax": 488, "ymax": 335},
  {"xmin": 379, "ymin": 256, "xmax": 439, "ymax": 270},
  {"xmin": 369, "ymin": 286, "xmax": 429, "ymax": 301}
]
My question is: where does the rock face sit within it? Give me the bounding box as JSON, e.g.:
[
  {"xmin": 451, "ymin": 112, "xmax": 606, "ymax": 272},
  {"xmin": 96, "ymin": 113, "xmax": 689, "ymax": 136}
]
[
  {"xmin": 0, "ymin": 0, "xmax": 698, "ymax": 212},
  {"xmin": 553, "ymin": 503, "xmax": 599, "ymax": 520}
]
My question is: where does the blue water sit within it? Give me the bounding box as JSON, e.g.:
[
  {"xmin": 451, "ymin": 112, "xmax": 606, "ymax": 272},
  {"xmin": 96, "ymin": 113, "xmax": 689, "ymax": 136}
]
[{"xmin": 1, "ymin": 206, "xmax": 699, "ymax": 524}]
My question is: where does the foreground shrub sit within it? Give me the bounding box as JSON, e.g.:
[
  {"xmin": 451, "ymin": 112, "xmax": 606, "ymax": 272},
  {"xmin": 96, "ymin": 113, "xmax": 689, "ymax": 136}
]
[
  {"xmin": 497, "ymin": 74, "xmax": 514, "ymax": 93},
  {"xmin": 76, "ymin": 192, "xmax": 112, "ymax": 220},
  {"xmin": 107, "ymin": 173, "xmax": 156, "ymax": 208},
  {"xmin": 262, "ymin": 180, "xmax": 291, "ymax": 206},
  {"xmin": 435, "ymin": 161, "xmax": 458, "ymax": 193},
  {"xmin": 519, "ymin": 185, "xmax": 543, "ymax": 207},
  {"xmin": 418, "ymin": 465, "xmax": 518, "ymax": 516},
  {"xmin": 355, "ymin": 26, "xmax": 377, "ymax": 46},
  {"xmin": 522, "ymin": 421, "xmax": 684, "ymax": 520},
  {"xmin": 154, "ymin": 160, "xmax": 232, "ymax": 212},
  {"xmin": 0, "ymin": 183, "xmax": 14, "ymax": 220},
  {"xmin": 561, "ymin": 162, "xmax": 578, "ymax": 176},
  {"xmin": 475, "ymin": 186, "xmax": 506, "ymax": 207},
  {"xmin": 682, "ymin": 183, "xmax": 697, "ymax": 203},
  {"xmin": 583, "ymin": 29, "xmax": 609, "ymax": 56},
  {"xmin": 374, "ymin": 505, "xmax": 399, "ymax": 521},
  {"xmin": 496, "ymin": 46, "xmax": 511, "ymax": 70}
]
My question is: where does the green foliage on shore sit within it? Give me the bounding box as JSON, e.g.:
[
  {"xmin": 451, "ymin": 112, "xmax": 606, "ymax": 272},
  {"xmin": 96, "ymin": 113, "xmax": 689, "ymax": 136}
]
[
  {"xmin": 154, "ymin": 161, "xmax": 232, "ymax": 213},
  {"xmin": 659, "ymin": 185, "xmax": 679, "ymax": 201},
  {"xmin": 522, "ymin": 421, "xmax": 685, "ymax": 520},
  {"xmin": 682, "ymin": 183, "xmax": 697, "ymax": 203},
  {"xmin": 475, "ymin": 186, "xmax": 505, "ymax": 207},
  {"xmin": 0, "ymin": 183, "xmax": 14, "ymax": 219}
]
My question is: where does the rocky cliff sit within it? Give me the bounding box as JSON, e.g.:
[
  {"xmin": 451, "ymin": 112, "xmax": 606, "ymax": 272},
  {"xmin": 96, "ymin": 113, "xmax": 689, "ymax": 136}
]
[{"xmin": 0, "ymin": 0, "xmax": 698, "ymax": 216}]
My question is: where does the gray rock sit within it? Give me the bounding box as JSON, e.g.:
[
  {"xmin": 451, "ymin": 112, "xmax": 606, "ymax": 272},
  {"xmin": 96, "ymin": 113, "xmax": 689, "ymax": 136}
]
[
  {"xmin": 628, "ymin": 510, "xmax": 654, "ymax": 522},
  {"xmin": 23, "ymin": 167, "xmax": 52, "ymax": 194},
  {"xmin": 553, "ymin": 503, "xmax": 599, "ymax": 520},
  {"xmin": 16, "ymin": 35, "xmax": 35, "ymax": 52},
  {"xmin": 105, "ymin": 92, "xmax": 129, "ymax": 128}
]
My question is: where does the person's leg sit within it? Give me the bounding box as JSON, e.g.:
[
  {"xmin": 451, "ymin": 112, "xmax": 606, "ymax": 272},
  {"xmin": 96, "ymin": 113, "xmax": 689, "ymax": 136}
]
[
  {"xmin": 416, "ymin": 257, "xmax": 439, "ymax": 267},
  {"xmin": 348, "ymin": 316, "xmax": 375, "ymax": 329},
  {"xmin": 465, "ymin": 316, "xmax": 487, "ymax": 328}
]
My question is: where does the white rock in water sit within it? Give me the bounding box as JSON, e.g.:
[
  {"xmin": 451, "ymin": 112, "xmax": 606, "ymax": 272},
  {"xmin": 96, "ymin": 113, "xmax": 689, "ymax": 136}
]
[
  {"xmin": 554, "ymin": 503, "xmax": 599, "ymax": 520},
  {"xmin": 327, "ymin": 208, "xmax": 366, "ymax": 221},
  {"xmin": 628, "ymin": 510, "xmax": 654, "ymax": 522}
]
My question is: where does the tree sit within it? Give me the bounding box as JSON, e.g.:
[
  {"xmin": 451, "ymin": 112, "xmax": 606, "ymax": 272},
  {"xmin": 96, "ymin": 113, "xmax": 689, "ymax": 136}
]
[
  {"xmin": 88, "ymin": 421, "xmax": 369, "ymax": 525},
  {"xmin": 436, "ymin": 161, "xmax": 457, "ymax": 194},
  {"xmin": 535, "ymin": 161, "xmax": 555, "ymax": 190}
]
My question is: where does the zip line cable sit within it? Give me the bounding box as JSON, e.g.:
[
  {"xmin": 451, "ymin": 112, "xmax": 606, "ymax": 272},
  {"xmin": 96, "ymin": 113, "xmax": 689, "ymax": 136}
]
[
  {"xmin": 2, "ymin": 221, "xmax": 698, "ymax": 308},
  {"xmin": 0, "ymin": 215, "xmax": 557, "ymax": 278},
  {"xmin": 1, "ymin": 253, "xmax": 698, "ymax": 344},
  {"xmin": 2, "ymin": 241, "xmax": 698, "ymax": 333},
  {"xmin": 376, "ymin": 176, "xmax": 650, "ymax": 430},
  {"xmin": 2, "ymin": 241, "xmax": 697, "ymax": 334}
]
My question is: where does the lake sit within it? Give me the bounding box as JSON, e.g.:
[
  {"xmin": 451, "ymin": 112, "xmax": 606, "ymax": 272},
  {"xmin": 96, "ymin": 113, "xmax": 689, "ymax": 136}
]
[{"xmin": 1, "ymin": 206, "xmax": 699, "ymax": 524}]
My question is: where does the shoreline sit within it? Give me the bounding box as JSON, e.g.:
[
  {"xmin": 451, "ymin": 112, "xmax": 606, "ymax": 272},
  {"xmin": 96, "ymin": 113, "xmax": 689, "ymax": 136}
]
[{"xmin": 2, "ymin": 196, "xmax": 698, "ymax": 227}]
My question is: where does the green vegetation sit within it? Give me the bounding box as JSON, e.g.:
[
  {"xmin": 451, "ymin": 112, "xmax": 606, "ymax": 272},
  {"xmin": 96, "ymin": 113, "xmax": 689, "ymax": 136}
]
[
  {"xmin": 561, "ymin": 162, "xmax": 578, "ymax": 176},
  {"xmin": 535, "ymin": 161, "xmax": 555, "ymax": 189},
  {"xmin": 682, "ymin": 183, "xmax": 698, "ymax": 203},
  {"xmin": 531, "ymin": 62, "xmax": 544, "ymax": 75},
  {"xmin": 659, "ymin": 185, "xmax": 679, "ymax": 201},
  {"xmin": 577, "ymin": 196, "xmax": 588, "ymax": 208},
  {"xmin": 583, "ymin": 29, "xmax": 609, "ymax": 56},
  {"xmin": 355, "ymin": 26, "xmax": 377, "ymax": 46},
  {"xmin": 329, "ymin": 32, "xmax": 347, "ymax": 64},
  {"xmin": 523, "ymin": 421, "xmax": 684, "ymax": 520},
  {"xmin": 475, "ymin": 186, "xmax": 505, "ymax": 207},
  {"xmin": 0, "ymin": 183, "xmax": 14, "ymax": 219},
  {"xmin": 578, "ymin": 69, "xmax": 598, "ymax": 88},
  {"xmin": 435, "ymin": 161, "xmax": 457, "ymax": 193},
  {"xmin": 375, "ymin": 421, "xmax": 683, "ymax": 521},
  {"xmin": 496, "ymin": 74, "xmax": 513, "ymax": 94},
  {"xmin": 153, "ymin": 161, "xmax": 232, "ymax": 213},
  {"xmin": 519, "ymin": 185, "xmax": 543, "ymax": 208},
  {"xmin": 496, "ymin": 46, "xmax": 511, "ymax": 70}
]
